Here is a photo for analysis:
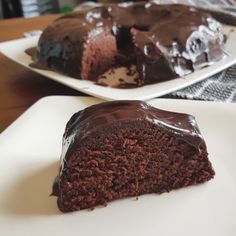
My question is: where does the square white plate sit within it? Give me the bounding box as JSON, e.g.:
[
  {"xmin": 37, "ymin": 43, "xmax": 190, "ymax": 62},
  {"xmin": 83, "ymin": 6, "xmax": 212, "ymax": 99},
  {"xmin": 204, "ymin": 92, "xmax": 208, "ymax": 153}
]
[
  {"xmin": 0, "ymin": 96, "xmax": 236, "ymax": 236},
  {"xmin": 0, "ymin": 25, "xmax": 236, "ymax": 101}
]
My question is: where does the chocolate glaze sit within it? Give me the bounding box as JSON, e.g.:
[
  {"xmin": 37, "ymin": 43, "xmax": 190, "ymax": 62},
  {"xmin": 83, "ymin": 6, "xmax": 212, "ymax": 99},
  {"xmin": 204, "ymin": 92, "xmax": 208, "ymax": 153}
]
[
  {"xmin": 25, "ymin": 47, "xmax": 48, "ymax": 69},
  {"xmin": 29, "ymin": 2, "xmax": 226, "ymax": 87},
  {"xmin": 66, "ymin": 101, "xmax": 203, "ymax": 162},
  {"xmin": 25, "ymin": 47, "xmax": 37, "ymax": 57},
  {"xmin": 52, "ymin": 100, "xmax": 206, "ymax": 197}
]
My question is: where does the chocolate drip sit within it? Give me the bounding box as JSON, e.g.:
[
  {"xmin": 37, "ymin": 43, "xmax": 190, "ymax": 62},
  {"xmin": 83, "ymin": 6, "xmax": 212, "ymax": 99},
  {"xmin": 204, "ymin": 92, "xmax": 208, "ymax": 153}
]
[{"xmin": 25, "ymin": 47, "xmax": 37, "ymax": 57}]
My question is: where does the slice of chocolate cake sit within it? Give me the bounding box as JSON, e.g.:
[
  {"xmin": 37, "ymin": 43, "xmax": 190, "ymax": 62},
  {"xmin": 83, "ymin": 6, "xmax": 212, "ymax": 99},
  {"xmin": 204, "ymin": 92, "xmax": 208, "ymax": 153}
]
[{"xmin": 52, "ymin": 100, "xmax": 215, "ymax": 212}]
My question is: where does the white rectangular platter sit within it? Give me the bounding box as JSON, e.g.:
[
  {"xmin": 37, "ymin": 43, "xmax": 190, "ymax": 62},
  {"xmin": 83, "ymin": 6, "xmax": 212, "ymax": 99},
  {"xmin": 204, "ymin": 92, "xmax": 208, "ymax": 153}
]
[
  {"xmin": 0, "ymin": 96, "xmax": 236, "ymax": 236},
  {"xmin": 0, "ymin": 25, "xmax": 236, "ymax": 101}
]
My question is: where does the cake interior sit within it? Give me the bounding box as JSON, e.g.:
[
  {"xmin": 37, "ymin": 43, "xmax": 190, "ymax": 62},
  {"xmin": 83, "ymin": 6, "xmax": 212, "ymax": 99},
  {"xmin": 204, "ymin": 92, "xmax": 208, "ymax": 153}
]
[
  {"xmin": 57, "ymin": 120, "xmax": 214, "ymax": 212},
  {"xmin": 81, "ymin": 28, "xmax": 118, "ymax": 81}
]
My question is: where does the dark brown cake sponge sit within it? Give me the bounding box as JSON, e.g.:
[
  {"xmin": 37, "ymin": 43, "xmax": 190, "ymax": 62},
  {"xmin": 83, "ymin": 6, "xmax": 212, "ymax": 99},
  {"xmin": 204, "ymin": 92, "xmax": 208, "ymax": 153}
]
[{"xmin": 52, "ymin": 100, "xmax": 215, "ymax": 212}]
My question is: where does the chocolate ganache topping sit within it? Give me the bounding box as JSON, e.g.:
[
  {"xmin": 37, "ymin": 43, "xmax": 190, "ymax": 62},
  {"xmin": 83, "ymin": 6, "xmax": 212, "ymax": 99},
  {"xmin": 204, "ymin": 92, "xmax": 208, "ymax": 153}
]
[
  {"xmin": 61, "ymin": 101, "xmax": 204, "ymax": 165},
  {"xmin": 28, "ymin": 1, "xmax": 226, "ymax": 87}
]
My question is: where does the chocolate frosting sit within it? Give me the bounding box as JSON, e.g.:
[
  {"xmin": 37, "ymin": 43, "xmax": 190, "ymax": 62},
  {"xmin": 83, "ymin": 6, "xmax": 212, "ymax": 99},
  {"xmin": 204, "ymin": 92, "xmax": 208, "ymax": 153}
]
[
  {"xmin": 29, "ymin": 1, "xmax": 225, "ymax": 87},
  {"xmin": 61, "ymin": 101, "xmax": 204, "ymax": 165}
]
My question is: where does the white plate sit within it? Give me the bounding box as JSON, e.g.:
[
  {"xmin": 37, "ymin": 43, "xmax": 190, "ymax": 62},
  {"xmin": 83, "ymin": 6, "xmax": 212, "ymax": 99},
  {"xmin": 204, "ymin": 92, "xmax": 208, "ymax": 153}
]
[
  {"xmin": 0, "ymin": 25, "xmax": 236, "ymax": 101},
  {"xmin": 0, "ymin": 96, "xmax": 236, "ymax": 236}
]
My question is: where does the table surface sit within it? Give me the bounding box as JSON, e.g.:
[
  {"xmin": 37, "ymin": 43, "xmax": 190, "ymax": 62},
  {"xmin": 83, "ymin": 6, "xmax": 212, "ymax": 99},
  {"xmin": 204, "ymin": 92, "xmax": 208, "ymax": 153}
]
[{"xmin": 0, "ymin": 14, "xmax": 82, "ymax": 133}]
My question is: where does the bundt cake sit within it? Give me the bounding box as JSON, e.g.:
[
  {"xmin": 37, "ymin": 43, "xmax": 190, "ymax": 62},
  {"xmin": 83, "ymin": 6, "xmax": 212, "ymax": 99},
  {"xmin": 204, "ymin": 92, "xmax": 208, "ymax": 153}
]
[{"xmin": 27, "ymin": 1, "xmax": 226, "ymax": 87}]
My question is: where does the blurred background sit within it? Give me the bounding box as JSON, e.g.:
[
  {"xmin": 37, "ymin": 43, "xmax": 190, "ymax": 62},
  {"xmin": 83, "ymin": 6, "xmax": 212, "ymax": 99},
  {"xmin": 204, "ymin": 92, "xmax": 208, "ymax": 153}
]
[
  {"xmin": 0, "ymin": 0, "xmax": 147, "ymax": 19},
  {"xmin": 0, "ymin": 0, "xmax": 105, "ymax": 19},
  {"xmin": 1, "ymin": 0, "xmax": 234, "ymax": 19}
]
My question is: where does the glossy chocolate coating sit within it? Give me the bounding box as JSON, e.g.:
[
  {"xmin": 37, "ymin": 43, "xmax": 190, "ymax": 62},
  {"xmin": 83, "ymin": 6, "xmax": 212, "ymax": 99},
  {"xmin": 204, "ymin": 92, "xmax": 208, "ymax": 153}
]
[
  {"xmin": 61, "ymin": 101, "xmax": 204, "ymax": 164},
  {"xmin": 30, "ymin": 2, "xmax": 225, "ymax": 87}
]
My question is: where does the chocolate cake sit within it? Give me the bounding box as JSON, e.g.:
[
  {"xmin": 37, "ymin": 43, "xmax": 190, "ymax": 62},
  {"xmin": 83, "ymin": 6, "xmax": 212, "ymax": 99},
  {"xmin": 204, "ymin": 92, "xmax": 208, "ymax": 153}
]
[
  {"xmin": 28, "ymin": 1, "xmax": 226, "ymax": 87},
  {"xmin": 52, "ymin": 101, "xmax": 215, "ymax": 212}
]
